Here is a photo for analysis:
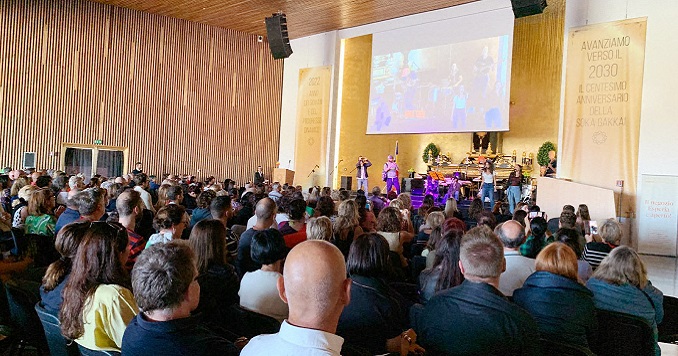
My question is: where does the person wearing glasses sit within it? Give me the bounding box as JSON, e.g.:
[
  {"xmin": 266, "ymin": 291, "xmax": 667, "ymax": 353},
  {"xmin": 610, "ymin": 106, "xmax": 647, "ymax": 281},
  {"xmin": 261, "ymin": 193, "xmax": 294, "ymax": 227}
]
[
  {"xmin": 60, "ymin": 221, "xmax": 138, "ymax": 353},
  {"xmin": 24, "ymin": 188, "xmax": 57, "ymax": 236}
]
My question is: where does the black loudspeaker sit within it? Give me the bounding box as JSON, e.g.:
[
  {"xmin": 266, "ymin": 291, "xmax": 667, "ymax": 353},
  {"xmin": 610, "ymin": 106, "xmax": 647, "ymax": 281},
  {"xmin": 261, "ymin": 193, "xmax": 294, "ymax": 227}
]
[
  {"xmin": 341, "ymin": 176, "xmax": 352, "ymax": 191},
  {"xmin": 511, "ymin": 0, "xmax": 547, "ymax": 18},
  {"xmin": 402, "ymin": 178, "xmax": 424, "ymax": 194},
  {"xmin": 265, "ymin": 13, "xmax": 293, "ymax": 59}
]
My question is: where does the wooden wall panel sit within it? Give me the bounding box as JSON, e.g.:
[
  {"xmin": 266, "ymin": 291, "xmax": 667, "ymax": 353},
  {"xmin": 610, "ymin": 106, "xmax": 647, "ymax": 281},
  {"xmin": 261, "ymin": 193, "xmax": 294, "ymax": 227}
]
[{"xmin": 0, "ymin": 0, "xmax": 283, "ymax": 184}]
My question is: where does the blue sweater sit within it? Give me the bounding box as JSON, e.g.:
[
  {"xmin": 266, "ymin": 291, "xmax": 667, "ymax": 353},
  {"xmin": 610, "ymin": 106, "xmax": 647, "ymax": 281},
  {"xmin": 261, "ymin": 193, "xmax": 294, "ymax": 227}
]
[
  {"xmin": 587, "ymin": 277, "xmax": 663, "ymax": 355},
  {"xmin": 513, "ymin": 271, "xmax": 596, "ymax": 349}
]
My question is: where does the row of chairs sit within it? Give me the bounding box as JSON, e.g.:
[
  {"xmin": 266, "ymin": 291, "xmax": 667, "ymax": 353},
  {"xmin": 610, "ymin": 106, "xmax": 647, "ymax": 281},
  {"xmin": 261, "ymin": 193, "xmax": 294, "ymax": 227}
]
[{"xmin": 2, "ymin": 279, "xmax": 281, "ymax": 356}]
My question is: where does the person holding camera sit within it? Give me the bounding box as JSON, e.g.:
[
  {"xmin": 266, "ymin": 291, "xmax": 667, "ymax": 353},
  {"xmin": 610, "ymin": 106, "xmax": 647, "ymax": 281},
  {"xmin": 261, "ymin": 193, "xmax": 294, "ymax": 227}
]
[{"xmin": 356, "ymin": 156, "xmax": 372, "ymax": 192}]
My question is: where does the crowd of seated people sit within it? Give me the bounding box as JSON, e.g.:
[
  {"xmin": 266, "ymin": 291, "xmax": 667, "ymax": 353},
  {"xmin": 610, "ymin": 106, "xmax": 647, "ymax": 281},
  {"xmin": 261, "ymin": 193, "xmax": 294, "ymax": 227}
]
[{"xmin": 0, "ymin": 167, "xmax": 667, "ymax": 355}]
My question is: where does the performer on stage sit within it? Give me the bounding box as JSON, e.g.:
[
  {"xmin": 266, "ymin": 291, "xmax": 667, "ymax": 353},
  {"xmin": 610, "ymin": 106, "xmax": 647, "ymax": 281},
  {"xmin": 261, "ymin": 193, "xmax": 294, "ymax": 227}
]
[
  {"xmin": 355, "ymin": 156, "xmax": 372, "ymax": 192},
  {"xmin": 480, "ymin": 160, "xmax": 497, "ymax": 210},
  {"xmin": 253, "ymin": 165, "xmax": 265, "ymax": 185},
  {"xmin": 383, "ymin": 155, "xmax": 400, "ymax": 195},
  {"xmin": 449, "ymin": 176, "xmax": 461, "ymax": 201},
  {"xmin": 545, "ymin": 150, "xmax": 557, "ymax": 177},
  {"xmin": 507, "ymin": 164, "xmax": 523, "ymax": 214}
]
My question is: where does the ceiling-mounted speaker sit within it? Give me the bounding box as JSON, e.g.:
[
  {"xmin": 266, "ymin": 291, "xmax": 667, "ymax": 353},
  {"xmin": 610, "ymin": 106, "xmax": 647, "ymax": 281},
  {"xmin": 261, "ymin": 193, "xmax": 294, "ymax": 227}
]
[
  {"xmin": 265, "ymin": 13, "xmax": 293, "ymax": 60},
  {"xmin": 511, "ymin": 0, "xmax": 547, "ymax": 18}
]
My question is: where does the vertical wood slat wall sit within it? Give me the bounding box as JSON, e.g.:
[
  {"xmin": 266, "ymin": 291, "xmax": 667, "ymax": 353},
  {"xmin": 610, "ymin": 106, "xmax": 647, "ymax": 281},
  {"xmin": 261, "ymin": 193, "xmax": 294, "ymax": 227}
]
[{"xmin": 0, "ymin": 0, "xmax": 283, "ymax": 184}]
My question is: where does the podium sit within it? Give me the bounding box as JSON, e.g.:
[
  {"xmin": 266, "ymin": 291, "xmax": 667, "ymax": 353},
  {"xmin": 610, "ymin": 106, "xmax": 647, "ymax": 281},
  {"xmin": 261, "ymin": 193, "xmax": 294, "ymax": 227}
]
[{"xmin": 273, "ymin": 168, "xmax": 295, "ymax": 185}]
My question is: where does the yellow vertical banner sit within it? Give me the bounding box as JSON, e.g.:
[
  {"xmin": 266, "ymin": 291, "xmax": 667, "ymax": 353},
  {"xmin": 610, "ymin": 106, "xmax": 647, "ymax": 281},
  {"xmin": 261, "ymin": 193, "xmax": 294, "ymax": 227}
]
[
  {"xmin": 295, "ymin": 66, "xmax": 331, "ymax": 187},
  {"xmin": 561, "ymin": 18, "xmax": 647, "ymax": 216}
]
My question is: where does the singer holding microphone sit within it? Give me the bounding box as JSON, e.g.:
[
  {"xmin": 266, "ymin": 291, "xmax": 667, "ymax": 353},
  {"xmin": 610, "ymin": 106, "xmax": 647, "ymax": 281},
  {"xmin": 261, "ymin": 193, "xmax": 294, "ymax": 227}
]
[{"xmin": 355, "ymin": 156, "xmax": 372, "ymax": 192}]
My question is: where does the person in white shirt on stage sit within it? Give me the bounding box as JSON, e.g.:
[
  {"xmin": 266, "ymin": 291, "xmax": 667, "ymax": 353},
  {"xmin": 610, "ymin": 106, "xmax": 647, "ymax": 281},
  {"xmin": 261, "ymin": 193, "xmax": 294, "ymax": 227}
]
[{"xmin": 480, "ymin": 160, "xmax": 497, "ymax": 210}]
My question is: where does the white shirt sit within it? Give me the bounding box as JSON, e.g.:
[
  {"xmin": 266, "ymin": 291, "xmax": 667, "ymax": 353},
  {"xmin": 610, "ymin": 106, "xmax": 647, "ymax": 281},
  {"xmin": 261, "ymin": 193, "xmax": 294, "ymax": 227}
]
[
  {"xmin": 481, "ymin": 171, "xmax": 495, "ymax": 184},
  {"xmin": 499, "ymin": 250, "xmax": 535, "ymax": 296},
  {"xmin": 133, "ymin": 186, "xmax": 156, "ymax": 213},
  {"xmin": 241, "ymin": 320, "xmax": 344, "ymax": 356},
  {"xmin": 239, "ymin": 270, "xmax": 289, "ymax": 323},
  {"xmin": 246, "ymin": 213, "xmax": 288, "ymax": 230}
]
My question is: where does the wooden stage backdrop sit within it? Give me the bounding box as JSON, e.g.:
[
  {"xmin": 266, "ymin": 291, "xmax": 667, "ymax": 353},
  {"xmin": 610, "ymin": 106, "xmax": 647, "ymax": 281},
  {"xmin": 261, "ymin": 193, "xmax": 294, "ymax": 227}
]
[{"xmin": 0, "ymin": 0, "xmax": 283, "ymax": 183}]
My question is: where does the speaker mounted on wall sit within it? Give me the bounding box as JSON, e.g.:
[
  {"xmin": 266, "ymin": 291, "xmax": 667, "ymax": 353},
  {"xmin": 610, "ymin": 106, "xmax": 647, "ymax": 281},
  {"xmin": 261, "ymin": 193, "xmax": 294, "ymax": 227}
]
[
  {"xmin": 511, "ymin": 0, "xmax": 547, "ymax": 18},
  {"xmin": 265, "ymin": 13, "xmax": 293, "ymax": 60},
  {"xmin": 23, "ymin": 152, "xmax": 36, "ymax": 169}
]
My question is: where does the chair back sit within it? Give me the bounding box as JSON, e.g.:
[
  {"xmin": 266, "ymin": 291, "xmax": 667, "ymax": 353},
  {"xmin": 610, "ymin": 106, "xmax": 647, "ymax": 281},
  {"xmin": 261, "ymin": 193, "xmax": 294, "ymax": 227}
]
[
  {"xmin": 78, "ymin": 344, "xmax": 121, "ymax": 355},
  {"xmin": 10, "ymin": 227, "xmax": 27, "ymax": 256},
  {"xmin": 4, "ymin": 280, "xmax": 49, "ymax": 351},
  {"xmin": 659, "ymin": 295, "xmax": 678, "ymax": 343},
  {"xmin": 35, "ymin": 303, "xmax": 80, "ymax": 356},
  {"xmin": 593, "ymin": 308, "xmax": 655, "ymax": 356},
  {"xmin": 539, "ymin": 338, "xmax": 595, "ymax": 356},
  {"xmin": 227, "ymin": 304, "xmax": 280, "ymax": 338}
]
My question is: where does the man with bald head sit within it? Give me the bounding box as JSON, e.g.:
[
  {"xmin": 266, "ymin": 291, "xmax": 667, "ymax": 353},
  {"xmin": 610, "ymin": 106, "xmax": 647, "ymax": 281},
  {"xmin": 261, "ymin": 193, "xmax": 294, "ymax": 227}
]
[
  {"xmin": 495, "ymin": 220, "xmax": 534, "ymax": 296},
  {"xmin": 241, "ymin": 240, "xmax": 350, "ymax": 356},
  {"xmin": 236, "ymin": 197, "xmax": 278, "ymax": 278}
]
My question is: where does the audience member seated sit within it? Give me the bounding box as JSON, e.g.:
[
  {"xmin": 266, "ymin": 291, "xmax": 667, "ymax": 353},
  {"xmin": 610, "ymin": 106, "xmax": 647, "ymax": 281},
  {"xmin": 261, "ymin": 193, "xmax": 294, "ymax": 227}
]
[
  {"xmin": 376, "ymin": 207, "xmax": 414, "ymax": 268},
  {"xmin": 576, "ymin": 204, "xmax": 591, "ymax": 236},
  {"xmin": 241, "ymin": 240, "xmax": 350, "ymax": 356},
  {"xmin": 236, "ymin": 197, "xmax": 277, "ymax": 278},
  {"xmin": 496, "ymin": 220, "xmax": 534, "ymax": 296},
  {"xmin": 476, "ymin": 210, "xmax": 498, "ymax": 230},
  {"xmin": 24, "ymin": 187, "xmax": 57, "ymax": 236},
  {"xmin": 412, "ymin": 226, "xmax": 539, "ymax": 355},
  {"xmin": 278, "ymin": 199, "xmax": 307, "ymax": 249},
  {"xmin": 315, "ymin": 195, "xmax": 336, "ymax": 221},
  {"xmin": 355, "ymin": 194, "xmax": 376, "ymax": 233},
  {"xmin": 190, "ymin": 190, "xmax": 216, "ymax": 228},
  {"xmin": 122, "ymin": 242, "xmax": 239, "ymax": 356},
  {"xmin": 210, "ymin": 196, "xmax": 239, "ymax": 260},
  {"xmin": 133, "ymin": 173, "xmax": 156, "ymax": 213},
  {"xmin": 146, "ymin": 204, "xmax": 188, "ymax": 248},
  {"xmin": 12, "ymin": 185, "xmax": 36, "ymax": 228},
  {"xmin": 189, "ymin": 219, "xmax": 240, "ymax": 329},
  {"xmin": 466, "ymin": 198, "xmax": 484, "ymax": 227},
  {"xmin": 520, "ymin": 216, "xmax": 550, "ymax": 258},
  {"xmin": 60, "ymin": 221, "xmax": 138, "ymax": 353},
  {"xmin": 105, "ymin": 183, "xmax": 123, "ymax": 212},
  {"xmin": 166, "ymin": 185, "xmax": 184, "ymax": 206},
  {"xmin": 444, "ymin": 198, "xmax": 463, "ymax": 220},
  {"xmin": 117, "ymin": 190, "xmax": 146, "ymax": 271},
  {"xmin": 388, "ymin": 198, "xmax": 415, "ymax": 236},
  {"xmin": 582, "ymin": 218, "xmax": 621, "ymax": 270},
  {"xmin": 414, "ymin": 211, "xmax": 445, "ymax": 255},
  {"xmin": 512, "ymin": 209, "xmax": 528, "ymax": 228},
  {"xmin": 337, "ymin": 233, "xmax": 423, "ymax": 355},
  {"xmin": 587, "ymin": 246, "xmax": 664, "ymax": 356},
  {"xmin": 332, "ymin": 200, "xmax": 364, "ymax": 258},
  {"xmin": 73, "ymin": 187, "xmax": 107, "ymax": 222},
  {"xmin": 421, "ymin": 226, "xmax": 442, "ymax": 269},
  {"xmin": 418, "ymin": 229, "xmax": 464, "ymax": 304},
  {"xmin": 369, "ymin": 186, "xmax": 387, "ymax": 217},
  {"xmin": 306, "ymin": 216, "xmax": 333, "ymax": 241},
  {"xmin": 40, "ymin": 221, "xmax": 89, "ymax": 314},
  {"xmin": 513, "ymin": 243, "xmax": 597, "ymax": 351},
  {"xmin": 239, "ymin": 229, "xmax": 289, "ymax": 323},
  {"xmin": 555, "ymin": 228, "xmax": 592, "ymax": 283},
  {"xmin": 54, "ymin": 193, "xmax": 81, "ymax": 235}
]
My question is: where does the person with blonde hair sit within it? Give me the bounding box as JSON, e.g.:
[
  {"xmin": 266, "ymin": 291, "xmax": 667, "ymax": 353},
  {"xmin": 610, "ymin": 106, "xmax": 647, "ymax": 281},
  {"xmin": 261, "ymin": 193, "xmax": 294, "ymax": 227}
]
[
  {"xmin": 444, "ymin": 198, "xmax": 462, "ymax": 220},
  {"xmin": 587, "ymin": 246, "xmax": 663, "ymax": 355},
  {"xmin": 513, "ymin": 243, "xmax": 596, "ymax": 351},
  {"xmin": 332, "ymin": 200, "xmax": 363, "ymax": 258},
  {"xmin": 12, "ymin": 185, "xmax": 36, "ymax": 228},
  {"xmin": 306, "ymin": 216, "xmax": 333, "ymax": 241}
]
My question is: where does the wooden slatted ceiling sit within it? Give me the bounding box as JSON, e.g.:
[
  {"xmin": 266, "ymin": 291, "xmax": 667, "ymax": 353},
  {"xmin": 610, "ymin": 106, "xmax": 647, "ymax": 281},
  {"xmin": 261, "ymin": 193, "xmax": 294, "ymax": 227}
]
[
  {"xmin": 0, "ymin": 0, "xmax": 283, "ymax": 184},
  {"xmin": 89, "ymin": 0, "xmax": 479, "ymax": 39}
]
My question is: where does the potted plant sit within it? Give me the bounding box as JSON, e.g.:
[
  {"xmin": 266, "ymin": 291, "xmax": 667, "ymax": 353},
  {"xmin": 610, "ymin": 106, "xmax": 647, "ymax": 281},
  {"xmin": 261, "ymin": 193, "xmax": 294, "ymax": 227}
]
[
  {"xmin": 407, "ymin": 168, "xmax": 416, "ymax": 178},
  {"xmin": 537, "ymin": 141, "xmax": 556, "ymax": 176},
  {"xmin": 422, "ymin": 143, "xmax": 440, "ymax": 164}
]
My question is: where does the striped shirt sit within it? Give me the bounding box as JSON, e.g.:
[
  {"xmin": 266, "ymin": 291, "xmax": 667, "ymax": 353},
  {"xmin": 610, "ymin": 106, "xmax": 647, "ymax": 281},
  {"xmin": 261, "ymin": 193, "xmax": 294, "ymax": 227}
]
[{"xmin": 582, "ymin": 242, "xmax": 616, "ymax": 270}]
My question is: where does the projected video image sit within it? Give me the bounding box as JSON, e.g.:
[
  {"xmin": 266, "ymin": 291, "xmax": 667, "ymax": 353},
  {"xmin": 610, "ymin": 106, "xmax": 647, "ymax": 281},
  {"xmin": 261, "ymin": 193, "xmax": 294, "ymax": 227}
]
[{"xmin": 367, "ymin": 35, "xmax": 510, "ymax": 134}]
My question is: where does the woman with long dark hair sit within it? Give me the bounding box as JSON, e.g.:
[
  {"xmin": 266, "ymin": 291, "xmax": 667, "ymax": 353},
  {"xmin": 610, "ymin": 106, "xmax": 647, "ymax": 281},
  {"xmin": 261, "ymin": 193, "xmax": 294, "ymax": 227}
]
[
  {"xmin": 519, "ymin": 217, "xmax": 549, "ymax": 258},
  {"xmin": 418, "ymin": 229, "xmax": 465, "ymax": 303},
  {"xmin": 337, "ymin": 233, "xmax": 423, "ymax": 355},
  {"xmin": 40, "ymin": 221, "xmax": 90, "ymax": 314},
  {"xmin": 189, "ymin": 219, "xmax": 240, "ymax": 329},
  {"xmin": 60, "ymin": 221, "xmax": 137, "ymax": 353}
]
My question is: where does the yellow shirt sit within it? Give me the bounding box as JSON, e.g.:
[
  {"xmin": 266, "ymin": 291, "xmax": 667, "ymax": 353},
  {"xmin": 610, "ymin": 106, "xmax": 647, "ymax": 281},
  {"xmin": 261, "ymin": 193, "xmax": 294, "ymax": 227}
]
[{"xmin": 76, "ymin": 284, "xmax": 138, "ymax": 352}]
